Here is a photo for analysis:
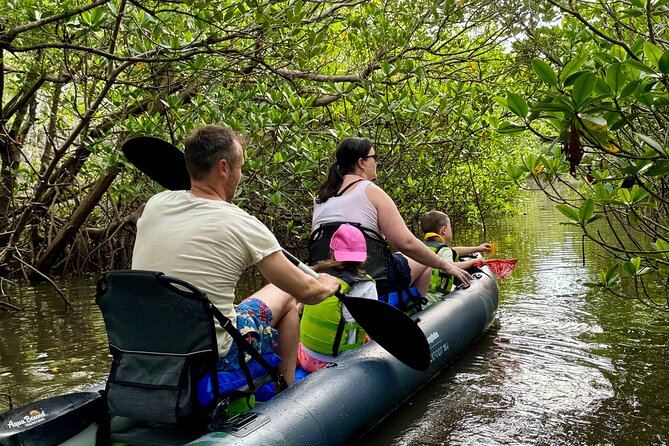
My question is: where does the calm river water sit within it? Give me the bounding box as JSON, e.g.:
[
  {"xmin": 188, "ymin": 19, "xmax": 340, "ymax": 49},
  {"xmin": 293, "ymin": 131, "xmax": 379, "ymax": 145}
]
[{"xmin": 1, "ymin": 191, "xmax": 668, "ymax": 445}]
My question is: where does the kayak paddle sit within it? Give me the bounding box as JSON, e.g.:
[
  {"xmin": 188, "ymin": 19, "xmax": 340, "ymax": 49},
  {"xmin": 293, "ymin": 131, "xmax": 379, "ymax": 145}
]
[
  {"xmin": 122, "ymin": 136, "xmax": 191, "ymax": 190},
  {"xmin": 122, "ymin": 136, "xmax": 432, "ymax": 371}
]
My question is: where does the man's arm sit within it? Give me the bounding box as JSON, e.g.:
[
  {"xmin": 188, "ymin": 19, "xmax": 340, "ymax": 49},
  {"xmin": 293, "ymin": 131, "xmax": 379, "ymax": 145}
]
[{"xmin": 256, "ymin": 251, "xmax": 340, "ymax": 304}]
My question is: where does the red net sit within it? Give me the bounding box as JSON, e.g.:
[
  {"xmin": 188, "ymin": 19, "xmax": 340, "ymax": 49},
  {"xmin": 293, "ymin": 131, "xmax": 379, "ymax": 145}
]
[{"xmin": 486, "ymin": 259, "xmax": 518, "ymax": 279}]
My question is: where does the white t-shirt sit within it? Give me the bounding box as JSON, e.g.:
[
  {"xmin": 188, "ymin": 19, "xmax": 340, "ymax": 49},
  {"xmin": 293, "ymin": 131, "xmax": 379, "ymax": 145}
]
[{"xmin": 132, "ymin": 190, "xmax": 282, "ymax": 356}]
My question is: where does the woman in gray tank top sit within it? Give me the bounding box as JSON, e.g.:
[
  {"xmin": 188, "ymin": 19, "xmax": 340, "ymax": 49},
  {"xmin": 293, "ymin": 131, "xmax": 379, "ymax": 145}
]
[{"xmin": 312, "ymin": 137, "xmax": 471, "ymax": 295}]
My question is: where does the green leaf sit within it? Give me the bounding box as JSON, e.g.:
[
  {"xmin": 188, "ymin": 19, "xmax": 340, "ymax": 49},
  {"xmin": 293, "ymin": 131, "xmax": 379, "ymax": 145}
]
[
  {"xmin": 625, "ymin": 59, "xmax": 655, "ymax": 74},
  {"xmin": 629, "ymin": 0, "xmax": 645, "ymax": 6},
  {"xmin": 600, "ymin": 265, "xmax": 620, "ymax": 287},
  {"xmin": 270, "ymin": 191, "xmax": 283, "ymax": 205},
  {"xmin": 594, "ymin": 77, "xmax": 613, "ymax": 95},
  {"xmin": 497, "ymin": 121, "xmax": 526, "ymax": 133},
  {"xmin": 586, "ymin": 215, "xmax": 606, "ymax": 224},
  {"xmin": 505, "ymin": 164, "xmax": 525, "ymax": 182},
  {"xmin": 561, "ymin": 57, "xmax": 585, "ymax": 83},
  {"xmin": 595, "ymin": 183, "xmax": 615, "ymax": 201},
  {"xmin": 654, "ymin": 239, "xmax": 669, "ymax": 253},
  {"xmin": 533, "ymin": 101, "xmax": 572, "ymax": 113},
  {"xmin": 507, "ymin": 92, "xmax": 528, "ymax": 118},
  {"xmin": 659, "ymin": 51, "xmax": 669, "ymax": 75},
  {"xmin": 635, "ymin": 133, "xmax": 663, "ymax": 151},
  {"xmin": 623, "ymin": 260, "xmax": 637, "ymax": 276},
  {"xmin": 522, "ymin": 154, "xmax": 538, "ymax": 171},
  {"xmin": 556, "ymin": 204, "xmax": 580, "ymax": 222},
  {"xmin": 579, "ymin": 199, "xmax": 595, "ymax": 223},
  {"xmin": 630, "ymin": 185, "xmax": 649, "ymax": 202},
  {"xmin": 605, "ymin": 63, "xmax": 627, "ymax": 94},
  {"xmin": 620, "ymin": 79, "xmax": 640, "ymax": 98},
  {"xmin": 493, "ymin": 96, "xmax": 508, "ymax": 108},
  {"xmin": 531, "ymin": 59, "xmax": 558, "ymax": 86},
  {"xmin": 563, "ymin": 70, "xmax": 590, "ymax": 87},
  {"xmin": 643, "ymin": 42, "xmax": 664, "ymax": 69},
  {"xmin": 293, "ymin": 0, "xmax": 302, "ymax": 17},
  {"xmin": 572, "ymin": 73, "xmax": 597, "ymax": 107},
  {"xmin": 646, "ymin": 160, "xmax": 669, "ymax": 177}
]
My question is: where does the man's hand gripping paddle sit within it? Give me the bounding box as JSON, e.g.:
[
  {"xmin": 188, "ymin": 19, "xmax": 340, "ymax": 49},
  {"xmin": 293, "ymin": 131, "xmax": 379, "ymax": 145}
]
[{"xmin": 122, "ymin": 136, "xmax": 431, "ymax": 371}]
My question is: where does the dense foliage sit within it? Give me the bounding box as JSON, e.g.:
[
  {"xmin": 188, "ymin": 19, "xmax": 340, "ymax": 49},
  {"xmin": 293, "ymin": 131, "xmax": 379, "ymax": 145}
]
[
  {"xmin": 0, "ymin": 0, "xmax": 520, "ymax": 280},
  {"xmin": 2, "ymin": 0, "xmax": 666, "ymax": 309},
  {"xmin": 500, "ymin": 0, "xmax": 669, "ymax": 309}
]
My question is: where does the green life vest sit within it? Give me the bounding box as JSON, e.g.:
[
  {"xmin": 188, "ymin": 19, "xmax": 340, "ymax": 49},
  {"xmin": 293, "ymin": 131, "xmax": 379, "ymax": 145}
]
[
  {"xmin": 425, "ymin": 239, "xmax": 458, "ymax": 296},
  {"xmin": 300, "ymin": 272, "xmax": 373, "ymax": 357}
]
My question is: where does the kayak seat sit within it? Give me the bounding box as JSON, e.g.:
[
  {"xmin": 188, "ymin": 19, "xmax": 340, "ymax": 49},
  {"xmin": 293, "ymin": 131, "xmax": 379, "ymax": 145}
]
[
  {"xmin": 309, "ymin": 222, "xmax": 392, "ymax": 293},
  {"xmin": 379, "ymin": 286, "xmax": 422, "ymax": 308},
  {"xmin": 309, "ymin": 222, "xmax": 426, "ymax": 314},
  {"xmin": 95, "ymin": 270, "xmax": 286, "ymax": 445}
]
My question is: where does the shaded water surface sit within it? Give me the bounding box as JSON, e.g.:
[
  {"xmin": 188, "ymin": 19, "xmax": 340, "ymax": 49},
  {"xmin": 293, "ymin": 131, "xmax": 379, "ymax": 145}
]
[{"xmin": 1, "ymin": 192, "xmax": 668, "ymax": 445}]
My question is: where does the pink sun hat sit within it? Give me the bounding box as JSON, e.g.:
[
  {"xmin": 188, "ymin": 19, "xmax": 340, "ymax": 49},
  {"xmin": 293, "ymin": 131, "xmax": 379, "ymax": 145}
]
[{"xmin": 330, "ymin": 224, "xmax": 367, "ymax": 262}]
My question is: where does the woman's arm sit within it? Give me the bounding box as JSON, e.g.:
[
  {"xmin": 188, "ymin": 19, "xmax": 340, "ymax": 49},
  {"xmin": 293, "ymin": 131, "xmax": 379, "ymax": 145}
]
[
  {"xmin": 366, "ymin": 185, "xmax": 471, "ymax": 284},
  {"xmin": 367, "ymin": 184, "xmax": 442, "ymax": 266}
]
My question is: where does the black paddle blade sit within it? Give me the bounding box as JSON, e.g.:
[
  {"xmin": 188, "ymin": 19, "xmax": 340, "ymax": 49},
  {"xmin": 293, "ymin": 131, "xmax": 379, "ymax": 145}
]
[
  {"xmin": 122, "ymin": 136, "xmax": 191, "ymax": 190},
  {"xmin": 340, "ymin": 295, "xmax": 431, "ymax": 371}
]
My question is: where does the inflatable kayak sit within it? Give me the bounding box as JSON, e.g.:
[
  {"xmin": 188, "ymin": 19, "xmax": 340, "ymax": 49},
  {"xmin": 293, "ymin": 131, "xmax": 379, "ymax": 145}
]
[{"xmin": 0, "ymin": 266, "xmax": 498, "ymax": 446}]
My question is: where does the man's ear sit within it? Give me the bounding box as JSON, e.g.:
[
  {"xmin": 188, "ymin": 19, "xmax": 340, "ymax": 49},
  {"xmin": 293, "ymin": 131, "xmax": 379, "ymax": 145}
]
[{"xmin": 217, "ymin": 158, "xmax": 229, "ymax": 176}]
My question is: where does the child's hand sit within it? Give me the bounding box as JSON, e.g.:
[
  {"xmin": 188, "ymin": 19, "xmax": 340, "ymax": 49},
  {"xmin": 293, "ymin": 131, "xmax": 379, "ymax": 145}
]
[{"xmin": 479, "ymin": 243, "xmax": 492, "ymax": 253}]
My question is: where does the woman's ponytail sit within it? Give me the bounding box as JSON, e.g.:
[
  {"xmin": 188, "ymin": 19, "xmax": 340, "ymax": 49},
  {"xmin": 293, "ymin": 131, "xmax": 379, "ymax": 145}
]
[
  {"xmin": 315, "ymin": 137, "xmax": 373, "ymax": 204},
  {"xmin": 315, "ymin": 163, "xmax": 344, "ymax": 203}
]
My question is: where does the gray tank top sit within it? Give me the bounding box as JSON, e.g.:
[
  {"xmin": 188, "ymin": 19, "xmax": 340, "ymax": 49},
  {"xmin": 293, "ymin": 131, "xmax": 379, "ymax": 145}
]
[{"xmin": 312, "ymin": 180, "xmax": 380, "ymax": 233}]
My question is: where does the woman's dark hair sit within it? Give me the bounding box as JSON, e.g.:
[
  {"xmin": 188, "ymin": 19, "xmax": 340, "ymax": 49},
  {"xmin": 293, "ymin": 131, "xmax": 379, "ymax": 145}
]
[{"xmin": 315, "ymin": 137, "xmax": 373, "ymax": 203}]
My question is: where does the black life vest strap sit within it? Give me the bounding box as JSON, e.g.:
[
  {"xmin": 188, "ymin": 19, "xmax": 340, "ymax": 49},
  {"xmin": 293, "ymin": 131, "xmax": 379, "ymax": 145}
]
[
  {"xmin": 425, "ymin": 240, "xmax": 454, "ymax": 278},
  {"xmin": 332, "ymin": 317, "xmax": 347, "ymax": 357},
  {"xmin": 334, "ymin": 178, "xmax": 364, "ymax": 197},
  {"xmin": 325, "ymin": 269, "xmax": 362, "ymax": 357}
]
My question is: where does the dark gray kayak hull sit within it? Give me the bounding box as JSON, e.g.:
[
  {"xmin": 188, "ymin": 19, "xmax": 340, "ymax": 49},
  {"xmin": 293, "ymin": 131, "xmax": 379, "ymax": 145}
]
[{"xmin": 190, "ymin": 268, "xmax": 499, "ymax": 445}]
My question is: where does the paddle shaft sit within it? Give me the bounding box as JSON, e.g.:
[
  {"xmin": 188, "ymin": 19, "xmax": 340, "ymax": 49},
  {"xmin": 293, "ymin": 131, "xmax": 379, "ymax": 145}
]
[{"xmin": 281, "ymin": 249, "xmax": 347, "ymax": 300}]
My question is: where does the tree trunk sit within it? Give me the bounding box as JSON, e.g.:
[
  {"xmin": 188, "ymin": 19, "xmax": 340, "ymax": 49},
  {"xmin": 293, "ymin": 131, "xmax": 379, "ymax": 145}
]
[{"xmin": 30, "ymin": 163, "xmax": 121, "ymax": 280}]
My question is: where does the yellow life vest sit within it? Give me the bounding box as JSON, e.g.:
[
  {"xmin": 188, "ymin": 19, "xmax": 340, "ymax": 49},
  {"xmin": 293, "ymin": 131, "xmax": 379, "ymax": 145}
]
[
  {"xmin": 425, "ymin": 239, "xmax": 458, "ymax": 296},
  {"xmin": 300, "ymin": 273, "xmax": 373, "ymax": 357}
]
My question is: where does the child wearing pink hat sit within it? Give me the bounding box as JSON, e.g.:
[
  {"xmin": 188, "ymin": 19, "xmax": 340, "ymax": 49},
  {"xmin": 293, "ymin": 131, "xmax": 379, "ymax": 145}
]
[{"xmin": 298, "ymin": 224, "xmax": 377, "ymax": 372}]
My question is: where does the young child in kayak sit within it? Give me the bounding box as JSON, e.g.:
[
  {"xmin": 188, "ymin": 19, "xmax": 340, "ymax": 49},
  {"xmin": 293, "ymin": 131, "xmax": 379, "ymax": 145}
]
[
  {"xmin": 298, "ymin": 224, "xmax": 378, "ymax": 372},
  {"xmin": 421, "ymin": 210, "xmax": 492, "ymax": 305}
]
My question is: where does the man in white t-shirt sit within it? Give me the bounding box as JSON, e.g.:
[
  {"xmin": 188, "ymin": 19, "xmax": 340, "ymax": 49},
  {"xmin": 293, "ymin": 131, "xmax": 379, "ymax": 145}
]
[{"xmin": 132, "ymin": 125, "xmax": 340, "ymax": 385}]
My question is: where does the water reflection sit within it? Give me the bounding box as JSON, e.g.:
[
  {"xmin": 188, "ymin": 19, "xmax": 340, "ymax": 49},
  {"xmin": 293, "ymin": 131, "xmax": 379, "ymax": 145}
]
[{"xmin": 0, "ymin": 276, "xmax": 109, "ymax": 410}]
